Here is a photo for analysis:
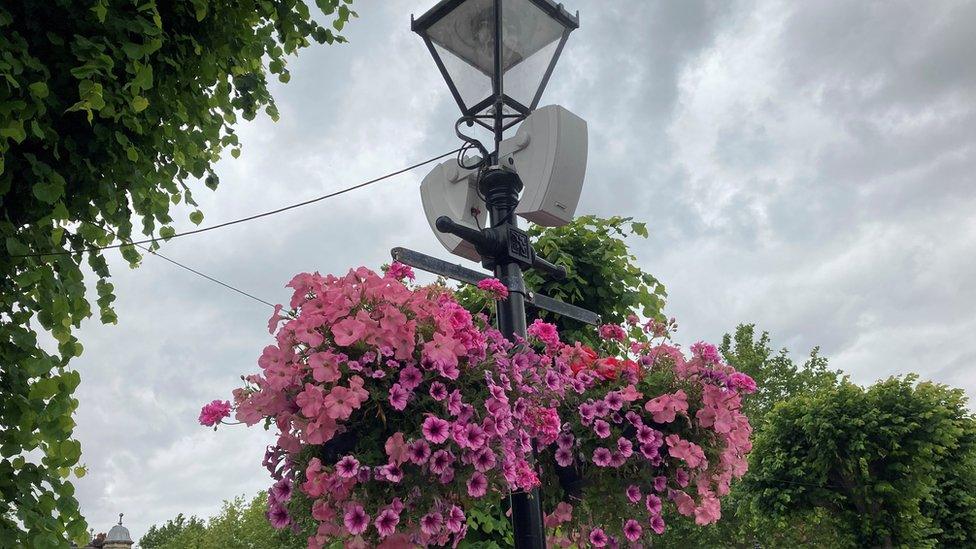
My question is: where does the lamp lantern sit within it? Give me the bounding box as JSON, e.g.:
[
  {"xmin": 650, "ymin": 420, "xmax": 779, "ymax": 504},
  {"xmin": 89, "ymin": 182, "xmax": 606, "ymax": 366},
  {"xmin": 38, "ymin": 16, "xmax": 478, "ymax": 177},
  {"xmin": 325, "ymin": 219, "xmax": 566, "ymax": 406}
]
[{"xmin": 413, "ymin": 0, "xmax": 578, "ymax": 150}]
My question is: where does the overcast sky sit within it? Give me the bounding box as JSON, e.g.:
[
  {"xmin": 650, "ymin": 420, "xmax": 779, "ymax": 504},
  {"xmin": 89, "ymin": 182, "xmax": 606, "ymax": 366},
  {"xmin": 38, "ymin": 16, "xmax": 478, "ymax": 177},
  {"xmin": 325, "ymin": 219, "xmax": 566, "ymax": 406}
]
[{"xmin": 69, "ymin": 0, "xmax": 976, "ymax": 539}]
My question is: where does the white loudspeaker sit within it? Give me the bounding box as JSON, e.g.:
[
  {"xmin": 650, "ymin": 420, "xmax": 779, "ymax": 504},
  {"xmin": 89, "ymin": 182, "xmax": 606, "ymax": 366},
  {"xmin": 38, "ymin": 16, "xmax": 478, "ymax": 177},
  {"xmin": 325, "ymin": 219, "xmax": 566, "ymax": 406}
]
[
  {"xmin": 498, "ymin": 104, "xmax": 588, "ymax": 227},
  {"xmin": 419, "ymin": 159, "xmax": 485, "ymax": 261}
]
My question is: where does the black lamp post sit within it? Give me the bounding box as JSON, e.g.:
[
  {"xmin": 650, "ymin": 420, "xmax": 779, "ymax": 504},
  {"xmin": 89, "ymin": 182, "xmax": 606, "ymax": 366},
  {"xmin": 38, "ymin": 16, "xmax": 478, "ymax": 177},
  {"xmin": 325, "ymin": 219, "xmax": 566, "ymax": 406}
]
[{"xmin": 413, "ymin": 2, "xmax": 579, "ymax": 548}]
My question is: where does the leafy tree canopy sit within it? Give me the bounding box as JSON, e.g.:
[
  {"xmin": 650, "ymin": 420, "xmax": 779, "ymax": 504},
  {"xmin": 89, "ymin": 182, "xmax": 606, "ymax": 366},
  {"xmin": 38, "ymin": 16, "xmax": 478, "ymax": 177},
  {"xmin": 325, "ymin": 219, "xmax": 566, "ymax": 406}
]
[
  {"xmin": 142, "ymin": 492, "xmax": 304, "ymax": 549},
  {"xmin": 456, "ymin": 215, "xmax": 667, "ymax": 346},
  {"xmin": 0, "ymin": 0, "xmax": 354, "ymax": 545},
  {"xmin": 744, "ymin": 375, "xmax": 976, "ymax": 548}
]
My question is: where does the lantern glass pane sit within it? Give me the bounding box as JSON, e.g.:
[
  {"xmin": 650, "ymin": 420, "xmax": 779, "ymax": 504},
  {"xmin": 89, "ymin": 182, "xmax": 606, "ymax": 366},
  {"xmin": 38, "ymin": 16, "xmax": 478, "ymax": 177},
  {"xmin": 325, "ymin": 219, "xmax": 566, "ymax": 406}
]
[
  {"xmin": 432, "ymin": 42, "xmax": 493, "ymax": 110},
  {"xmin": 503, "ymin": 38, "xmax": 559, "ymax": 108},
  {"xmin": 427, "ymin": 0, "xmax": 497, "ymax": 77}
]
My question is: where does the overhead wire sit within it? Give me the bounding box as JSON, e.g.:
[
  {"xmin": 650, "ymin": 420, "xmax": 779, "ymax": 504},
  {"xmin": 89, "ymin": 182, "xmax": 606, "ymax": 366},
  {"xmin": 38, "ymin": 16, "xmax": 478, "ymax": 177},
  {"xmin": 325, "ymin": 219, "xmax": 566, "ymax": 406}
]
[
  {"xmin": 11, "ymin": 148, "xmax": 461, "ymax": 259},
  {"xmin": 85, "ymin": 220, "xmax": 277, "ymax": 309}
]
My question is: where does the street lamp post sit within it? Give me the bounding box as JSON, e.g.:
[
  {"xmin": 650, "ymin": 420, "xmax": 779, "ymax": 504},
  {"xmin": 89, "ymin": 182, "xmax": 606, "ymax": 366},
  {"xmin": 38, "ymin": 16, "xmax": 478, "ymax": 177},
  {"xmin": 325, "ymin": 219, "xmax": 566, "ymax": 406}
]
[{"xmin": 412, "ymin": 2, "xmax": 580, "ymax": 548}]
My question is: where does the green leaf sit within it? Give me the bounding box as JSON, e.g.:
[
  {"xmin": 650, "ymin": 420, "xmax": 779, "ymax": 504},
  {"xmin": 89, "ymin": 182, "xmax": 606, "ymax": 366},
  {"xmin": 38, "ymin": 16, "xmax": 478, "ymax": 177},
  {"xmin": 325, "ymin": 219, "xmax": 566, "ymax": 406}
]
[
  {"xmin": 29, "ymin": 81, "xmax": 49, "ymax": 99},
  {"xmin": 126, "ymin": 147, "xmax": 139, "ymax": 162},
  {"xmin": 189, "ymin": 210, "xmax": 204, "ymax": 225},
  {"xmin": 159, "ymin": 226, "xmax": 176, "ymax": 239},
  {"xmin": 33, "ymin": 179, "xmax": 64, "ymax": 203},
  {"xmin": 230, "ymin": 148, "xmax": 240, "ymax": 159},
  {"xmin": 1, "ymin": 120, "xmax": 27, "ymax": 143},
  {"xmin": 131, "ymin": 95, "xmax": 149, "ymax": 112}
]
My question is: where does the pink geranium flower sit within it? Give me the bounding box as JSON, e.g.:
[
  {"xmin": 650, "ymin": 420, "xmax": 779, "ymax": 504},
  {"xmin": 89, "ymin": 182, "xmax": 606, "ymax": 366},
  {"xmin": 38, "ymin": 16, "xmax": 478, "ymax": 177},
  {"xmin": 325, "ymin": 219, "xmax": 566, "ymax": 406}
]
[
  {"xmin": 477, "ymin": 278, "xmax": 509, "ymax": 300},
  {"xmin": 386, "ymin": 261, "xmax": 415, "ymax": 281},
  {"xmin": 198, "ymin": 400, "xmax": 231, "ymax": 426}
]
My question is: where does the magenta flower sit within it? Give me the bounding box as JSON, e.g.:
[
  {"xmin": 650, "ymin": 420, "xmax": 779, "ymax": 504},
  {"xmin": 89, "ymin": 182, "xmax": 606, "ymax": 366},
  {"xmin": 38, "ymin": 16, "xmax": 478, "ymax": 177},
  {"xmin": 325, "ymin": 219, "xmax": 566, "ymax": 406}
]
[
  {"xmin": 388, "ymin": 383, "xmax": 409, "ymax": 411},
  {"xmin": 645, "ymin": 494, "xmax": 662, "ymax": 515},
  {"xmin": 691, "ymin": 341, "xmax": 721, "ymax": 364},
  {"xmin": 198, "ymin": 400, "xmax": 231, "ymax": 426},
  {"xmin": 624, "ymin": 519, "xmax": 642, "ymax": 542},
  {"xmin": 267, "ymin": 502, "xmax": 291, "ymax": 529},
  {"xmin": 344, "ymin": 504, "xmax": 369, "ymax": 535},
  {"xmin": 729, "ymin": 371, "xmax": 757, "ymax": 393},
  {"xmin": 676, "ymin": 468, "xmax": 690, "ymax": 487},
  {"xmin": 446, "ymin": 506, "xmax": 465, "ymax": 533},
  {"xmin": 556, "ymin": 432, "xmax": 574, "ymax": 449},
  {"xmin": 593, "ymin": 419, "xmax": 611, "ymax": 438},
  {"xmin": 654, "ymin": 475, "xmax": 667, "ymax": 492},
  {"xmin": 617, "ymin": 437, "xmax": 634, "ymax": 457},
  {"xmin": 598, "ymin": 323, "xmax": 626, "ymax": 341},
  {"xmin": 374, "ymin": 509, "xmax": 400, "ymax": 538},
  {"xmin": 407, "ymin": 439, "xmax": 431, "ymax": 465},
  {"xmin": 477, "ymin": 278, "xmax": 509, "ymax": 300},
  {"xmin": 399, "ymin": 365, "xmax": 423, "ymax": 390},
  {"xmin": 429, "ymin": 381, "xmax": 448, "ymax": 401},
  {"xmin": 422, "ymin": 416, "xmax": 451, "ymax": 444},
  {"xmin": 592, "ymin": 447, "xmax": 612, "ymax": 467},
  {"xmin": 336, "ymin": 455, "xmax": 360, "ymax": 478},
  {"xmin": 467, "ymin": 471, "xmax": 488, "ymax": 497},
  {"xmin": 420, "ymin": 511, "xmax": 443, "ymax": 536},
  {"xmin": 626, "ymin": 484, "xmax": 641, "ymax": 503},
  {"xmin": 270, "ymin": 478, "xmax": 292, "ymax": 503},
  {"xmin": 527, "ymin": 319, "xmax": 560, "ymax": 346},
  {"xmin": 472, "ymin": 447, "xmax": 497, "ymax": 472},
  {"xmin": 386, "ymin": 261, "xmax": 415, "ymax": 281},
  {"xmin": 429, "ymin": 449, "xmax": 454, "ymax": 474},
  {"xmin": 589, "ymin": 527, "xmax": 608, "ymax": 547},
  {"xmin": 650, "ymin": 514, "xmax": 666, "ymax": 534},
  {"xmin": 555, "ymin": 446, "xmax": 574, "ymax": 467}
]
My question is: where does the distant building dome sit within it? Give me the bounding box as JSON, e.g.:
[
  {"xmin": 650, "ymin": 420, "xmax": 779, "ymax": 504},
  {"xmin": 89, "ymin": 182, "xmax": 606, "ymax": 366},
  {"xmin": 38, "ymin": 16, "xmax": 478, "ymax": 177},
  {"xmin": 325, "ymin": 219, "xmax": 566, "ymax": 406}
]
[
  {"xmin": 104, "ymin": 513, "xmax": 134, "ymax": 548},
  {"xmin": 105, "ymin": 524, "xmax": 131, "ymax": 542}
]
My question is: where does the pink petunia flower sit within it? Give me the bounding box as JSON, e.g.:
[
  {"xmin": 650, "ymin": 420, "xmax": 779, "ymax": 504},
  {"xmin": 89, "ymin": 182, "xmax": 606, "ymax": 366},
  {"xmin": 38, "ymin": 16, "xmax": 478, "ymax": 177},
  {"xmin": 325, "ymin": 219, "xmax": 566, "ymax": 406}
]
[
  {"xmin": 420, "ymin": 511, "xmax": 443, "ymax": 536},
  {"xmin": 589, "ymin": 528, "xmax": 608, "ymax": 547},
  {"xmin": 331, "ymin": 316, "xmax": 366, "ymax": 347},
  {"xmin": 467, "ymin": 471, "xmax": 489, "ymax": 497},
  {"xmin": 344, "ymin": 504, "xmax": 369, "ymax": 535},
  {"xmin": 650, "ymin": 514, "xmax": 666, "ymax": 535},
  {"xmin": 422, "ymin": 416, "xmax": 451, "ymax": 444},
  {"xmin": 429, "ymin": 381, "xmax": 448, "ymax": 401},
  {"xmin": 388, "ymin": 383, "xmax": 409, "ymax": 411},
  {"xmin": 624, "ymin": 519, "xmax": 643, "ymax": 542},
  {"xmin": 336, "ymin": 455, "xmax": 360, "ymax": 478},
  {"xmin": 407, "ymin": 439, "xmax": 432, "ymax": 465},
  {"xmin": 374, "ymin": 509, "xmax": 400, "ymax": 538},
  {"xmin": 645, "ymin": 494, "xmax": 662, "ymax": 515},
  {"xmin": 446, "ymin": 506, "xmax": 465, "ymax": 533},
  {"xmin": 626, "ymin": 484, "xmax": 642, "ymax": 503},
  {"xmin": 268, "ymin": 502, "xmax": 291, "ymax": 529},
  {"xmin": 592, "ymin": 447, "xmax": 612, "ymax": 467}
]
